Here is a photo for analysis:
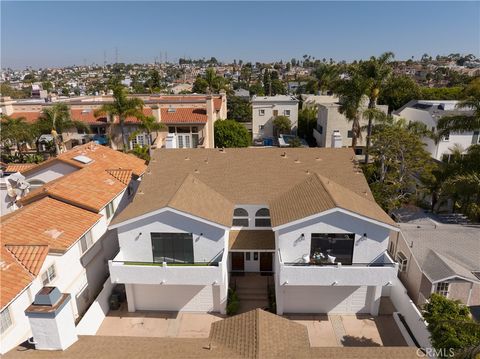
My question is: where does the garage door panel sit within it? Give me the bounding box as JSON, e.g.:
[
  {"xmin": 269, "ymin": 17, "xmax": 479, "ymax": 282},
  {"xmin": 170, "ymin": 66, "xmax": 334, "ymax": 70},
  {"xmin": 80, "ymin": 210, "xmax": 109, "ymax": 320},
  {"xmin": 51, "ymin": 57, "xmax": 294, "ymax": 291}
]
[
  {"xmin": 283, "ymin": 286, "xmax": 370, "ymax": 314},
  {"xmin": 133, "ymin": 284, "xmax": 215, "ymax": 312}
]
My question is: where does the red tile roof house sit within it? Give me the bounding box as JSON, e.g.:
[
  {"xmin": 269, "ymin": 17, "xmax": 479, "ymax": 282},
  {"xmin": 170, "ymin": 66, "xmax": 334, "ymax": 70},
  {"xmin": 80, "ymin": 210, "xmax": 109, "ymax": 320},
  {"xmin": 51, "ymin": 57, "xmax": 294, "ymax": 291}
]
[
  {"xmin": 0, "ymin": 93, "xmax": 227, "ymax": 152},
  {"xmin": 108, "ymin": 148, "xmax": 412, "ymax": 333},
  {"xmin": 0, "ymin": 143, "xmax": 146, "ymax": 354}
]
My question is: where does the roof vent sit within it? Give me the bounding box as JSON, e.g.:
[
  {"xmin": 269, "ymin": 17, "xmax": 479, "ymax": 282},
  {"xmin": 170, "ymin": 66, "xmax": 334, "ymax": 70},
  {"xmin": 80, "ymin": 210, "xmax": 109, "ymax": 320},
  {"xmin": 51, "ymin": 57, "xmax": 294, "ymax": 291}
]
[
  {"xmin": 167, "ymin": 106, "xmax": 176, "ymax": 113},
  {"xmin": 315, "ymin": 157, "xmax": 322, "ymax": 161},
  {"xmin": 185, "ymin": 156, "xmax": 190, "ymax": 161},
  {"xmin": 73, "ymin": 155, "xmax": 93, "ymax": 164},
  {"xmin": 281, "ymin": 152, "xmax": 287, "ymax": 158},
  {"xmin": 294, "ymin": 158, "xmax": 301, "ymax": 163},
  {"xmin": 194, "ymin": 169, "xmax": 200, "ymax": 174},
  {"xmin": 219, "ymin": 148, "xmax": 226, "ymax": 153}
]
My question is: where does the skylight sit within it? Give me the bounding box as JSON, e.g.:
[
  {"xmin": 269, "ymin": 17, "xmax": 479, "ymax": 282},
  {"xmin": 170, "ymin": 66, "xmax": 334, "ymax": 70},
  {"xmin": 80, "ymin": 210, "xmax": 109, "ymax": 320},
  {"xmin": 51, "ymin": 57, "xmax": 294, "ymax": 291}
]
[{"xmin": 73, "ymin": 155, "xmax": 93, "ymax": 164}]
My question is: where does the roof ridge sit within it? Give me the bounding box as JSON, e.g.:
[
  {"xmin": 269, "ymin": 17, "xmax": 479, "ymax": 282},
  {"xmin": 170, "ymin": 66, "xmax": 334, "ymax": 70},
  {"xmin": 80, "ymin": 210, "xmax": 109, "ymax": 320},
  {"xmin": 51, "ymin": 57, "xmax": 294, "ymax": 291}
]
[
  {"xmin": 255, "ymin": 309, "xmax": 260, "ymax": 359},
  {"xmin": 313, "ymin": 173, "xmax": 339, "ymax": 208}
]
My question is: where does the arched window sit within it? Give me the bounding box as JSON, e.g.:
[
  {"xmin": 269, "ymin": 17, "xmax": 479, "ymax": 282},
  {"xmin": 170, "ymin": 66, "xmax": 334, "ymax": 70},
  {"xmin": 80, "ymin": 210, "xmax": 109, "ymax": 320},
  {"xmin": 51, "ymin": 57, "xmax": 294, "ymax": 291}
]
[
  {"xmin": 27, "ymin": 179, "xmax": 45, "ymax": 189},
  {"xmin": 232, "ymin": 208, "xmax": 249, "ymax": 227},
  {"xmin": 255, "ymin": 208, "xmax": 271, "ymax": 227}
]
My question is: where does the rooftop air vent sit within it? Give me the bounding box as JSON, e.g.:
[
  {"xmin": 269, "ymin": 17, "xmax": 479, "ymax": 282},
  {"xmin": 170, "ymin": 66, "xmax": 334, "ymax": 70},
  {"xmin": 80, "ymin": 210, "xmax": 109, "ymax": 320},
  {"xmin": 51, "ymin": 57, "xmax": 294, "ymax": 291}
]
[
  {"xmin": 167, "ymin": 106, "xmax": 176, "ymax": 113},
  {"xmin": 73, "ymin": 155, "xmax": 93, "ymax": 164}
]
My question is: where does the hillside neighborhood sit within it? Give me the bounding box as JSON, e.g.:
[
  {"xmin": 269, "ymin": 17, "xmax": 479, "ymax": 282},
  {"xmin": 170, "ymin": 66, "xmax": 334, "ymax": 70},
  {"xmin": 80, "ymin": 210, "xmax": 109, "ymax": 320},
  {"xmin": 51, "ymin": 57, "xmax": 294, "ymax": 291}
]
[{"xmin": 1, "ymin": 2, "xmax": 480, "ymax": 359}]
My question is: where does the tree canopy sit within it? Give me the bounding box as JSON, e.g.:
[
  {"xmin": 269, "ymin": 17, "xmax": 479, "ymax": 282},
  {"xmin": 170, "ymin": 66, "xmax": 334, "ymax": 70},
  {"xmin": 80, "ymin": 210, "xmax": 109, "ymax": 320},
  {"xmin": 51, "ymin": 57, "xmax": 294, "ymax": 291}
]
[
  {"xmin": 423, "ymin": 294, "xmax": 480, "ymax": 355},
  {"xmin": 273, "ymin": 116, "xmax": 291, "ymax": 135},
  {"xmin": 214, "ymin": 119, "xmax": 251, "ymax": 148},
  {"xmin": 227, "ymin": 95, "xmax": 251, "ymax": 122},
  {"xmin": 378, "ymin": 75, "xmax": 421, "ymax": 112}
]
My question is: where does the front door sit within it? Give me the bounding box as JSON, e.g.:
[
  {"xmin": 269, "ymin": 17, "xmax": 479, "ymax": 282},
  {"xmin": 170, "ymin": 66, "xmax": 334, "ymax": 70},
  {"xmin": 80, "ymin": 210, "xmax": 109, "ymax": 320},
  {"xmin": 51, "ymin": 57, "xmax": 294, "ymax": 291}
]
[
  {"xmin": 231, "ymin": 252, "xmax": 245, "ymax": 272},
  {"xmin": 260, "ymin": 252, "xmax": 273, "ymax": 272},
  {"xmin": 177, "ymin": 134, "xmax": 191, "ymax": 148}
]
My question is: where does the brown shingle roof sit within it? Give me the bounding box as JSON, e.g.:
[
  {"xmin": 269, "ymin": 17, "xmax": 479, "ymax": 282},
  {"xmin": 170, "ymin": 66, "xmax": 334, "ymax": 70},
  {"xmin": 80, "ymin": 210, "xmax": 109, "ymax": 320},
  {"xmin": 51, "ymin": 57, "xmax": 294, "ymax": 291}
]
[
  {"xmin": 229, "ymin": 230, "xmax": 275, "ymax": 250},
  {"xmin": 1, "ymin": 197, "xmax": 101, "ymax": 252},
  {"xmin": 270, "ymin": 173, "xmax": 397, "ymax": 228},
  {"xmin": 5, "ymin": 245, "xmax": 49, "ymax": 276},
  {"xmin": 209, "ymin": 309, "xmax": 311, "ymax": 359},
  {"xmin": 0, "ymin": 246, "xmax": 33, "ymax": 309},
  {"xmin": 113, "ymin": 148, "xmax": 393, "ymax": 229}
]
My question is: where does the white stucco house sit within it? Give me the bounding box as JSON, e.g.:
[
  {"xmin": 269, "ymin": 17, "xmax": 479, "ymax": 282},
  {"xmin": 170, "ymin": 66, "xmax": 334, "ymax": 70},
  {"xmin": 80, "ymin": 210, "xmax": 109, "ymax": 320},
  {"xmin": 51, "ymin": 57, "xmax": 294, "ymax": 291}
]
[
  {"xmin": 393, "ymin": 100, "xmax": 479, "ymax": 161},
  {"xmin": 0, "ymin": 143, "xmax": 146, "ymax": 354},
  {"xmin": 109, "ymin": 148, "xmax": 399, "ymax": 316},
  {"xmin": 251, "ymin": 95, "xmax": 299, "ymax": 141}
]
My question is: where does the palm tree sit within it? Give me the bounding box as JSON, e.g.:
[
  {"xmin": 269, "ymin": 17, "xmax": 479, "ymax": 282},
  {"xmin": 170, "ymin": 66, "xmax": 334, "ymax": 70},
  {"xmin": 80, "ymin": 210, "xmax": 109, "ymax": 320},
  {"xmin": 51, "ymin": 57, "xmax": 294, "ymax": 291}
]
[
  {"xmin": 358, "ymin": 52, "xmax": 395, "ymax": 163},
  {"xmin": 94, "ymin": 85, "xmax": 144, "ymax": 151},
  {"xmin": 129, "ymin": 114, "xmax": 165, "ymax": 157},
  {"xmin": 335, "ymin": 69, "xmax": 368, "ymax": 148},
  {"xmin": 0, "ymin": 115, "xmax": 35, "ymax": 155},
  {"xmin": 437, "ymin": 93, "xmax": 480, "ymax": 137},
  {"xmin": 38, "ymin": 103, "xmax": 88, "ymax": 156}
]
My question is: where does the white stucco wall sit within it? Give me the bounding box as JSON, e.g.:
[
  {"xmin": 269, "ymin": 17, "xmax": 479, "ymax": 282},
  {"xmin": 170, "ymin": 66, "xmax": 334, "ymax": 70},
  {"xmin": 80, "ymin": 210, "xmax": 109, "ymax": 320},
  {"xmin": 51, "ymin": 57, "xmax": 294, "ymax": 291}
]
[
  {"xmin": 252, "ymin": 100, "xmax": 299, "ymax": 139},
  {"xmin": 116, "ymin": 209, "xmax": 227, "ymax": 263},
  {"xmin": 276, "ymin": 210, "xmax": 391, "ymax": 264}
]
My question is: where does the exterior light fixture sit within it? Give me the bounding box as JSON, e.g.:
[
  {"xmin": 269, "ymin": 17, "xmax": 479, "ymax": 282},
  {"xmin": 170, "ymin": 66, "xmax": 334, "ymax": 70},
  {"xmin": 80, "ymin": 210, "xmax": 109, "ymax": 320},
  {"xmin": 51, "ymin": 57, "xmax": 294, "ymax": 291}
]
[{"xmin": 332, "ymin": 281, "xmax": 338, "ymax": 285}]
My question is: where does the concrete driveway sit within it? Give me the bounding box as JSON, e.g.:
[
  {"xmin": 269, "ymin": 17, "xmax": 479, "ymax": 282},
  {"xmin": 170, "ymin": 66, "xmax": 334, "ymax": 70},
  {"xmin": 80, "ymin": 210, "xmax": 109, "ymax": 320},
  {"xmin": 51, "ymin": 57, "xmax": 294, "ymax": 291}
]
[
  {"xmin": 97, "ymin": 306, "xmax": 407, "ymax": 347},
  {"xmin": 96, "ymin": 307, "xmax": 224, "ymax": 338},
  {"xmin": 285, "ymin": 314, "xmax": 407, "ymax": 347}
]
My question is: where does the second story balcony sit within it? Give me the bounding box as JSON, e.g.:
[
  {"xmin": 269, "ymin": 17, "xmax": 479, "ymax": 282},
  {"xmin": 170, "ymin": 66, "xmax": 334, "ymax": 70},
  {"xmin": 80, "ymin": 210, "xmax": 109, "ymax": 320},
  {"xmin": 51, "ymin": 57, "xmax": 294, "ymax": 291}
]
[
  {"xmin": 277, "ymin": 250, "xmax": 398, "ymax": 287},
  {"xmin": 109, "ymin": 249, "xmax": 226, "ymax": 286}
]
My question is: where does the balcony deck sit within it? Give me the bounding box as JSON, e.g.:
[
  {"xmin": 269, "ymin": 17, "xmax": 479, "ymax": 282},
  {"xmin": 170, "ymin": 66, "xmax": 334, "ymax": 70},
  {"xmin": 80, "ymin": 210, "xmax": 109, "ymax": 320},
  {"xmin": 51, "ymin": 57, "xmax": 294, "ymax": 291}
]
[
  {"xmin": 277, "ymin": 251, "xmax": 398, "ymax": 287},
  {"xmin": 109, "ymin": 251, "xmax": 226, "ymax": 286}
]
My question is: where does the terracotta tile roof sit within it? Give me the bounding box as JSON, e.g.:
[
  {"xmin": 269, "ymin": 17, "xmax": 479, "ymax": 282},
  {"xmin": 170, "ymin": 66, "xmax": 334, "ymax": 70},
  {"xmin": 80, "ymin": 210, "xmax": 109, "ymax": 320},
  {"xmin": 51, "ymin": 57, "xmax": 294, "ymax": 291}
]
[
  {"xmin": 270, "ymin": 173, "xmax": 397, "ymax": 228},
  {"xmin": 20, "ymin": 143, "xmax": 146, "ymax": 212},
  {"xmin": 113, "ymin": 148, "xmax": 393, "ymax": 229},
  {"xmin": 123, "ymin": 108, "xmax": 153, "ymax": 124},
  {"xmin": 107, "ymin": 169, "xmax": 134, "ymax": 185},
  {"xmin": 5, "ymin": 245, "xmax": 49, "ymax": 276},
  {"xmin": 0, "ymin": 246, "xmax": 33, "ymax": 309},
  {"xmin": 1, "ymin": 197, "xmax": 101, "ymax": 252},
  {"xmin": 54, "ymin": 143, "xmax": 146, "ymax": 177},
  {"xmin": 70, "ymin": 109, "xmax": 107, "ymax": 124},
  {"xmin": 22, "ymin": 166, "xmax": 128, "ymax": 212},
  {"xmin": 229, "ymin": 230, "xmax": 275, "ymax": 250},
  {"xmin": 153, "ymin": 95, "xmax": 223, "ymax": 111},
  {"xmin": 9, "ymin": 111, "xmax": 41, "ymax": 123},
  {"xmin": 4, "ymin": 163, "xmax": 38, "ymax": 173},
  {"xmin": 209, "ymin": 309, "xmax": 311, "ymax": 359},
  {"xmin": 161, "ymin": 108, "xmax": 208, "ymax": 124}
]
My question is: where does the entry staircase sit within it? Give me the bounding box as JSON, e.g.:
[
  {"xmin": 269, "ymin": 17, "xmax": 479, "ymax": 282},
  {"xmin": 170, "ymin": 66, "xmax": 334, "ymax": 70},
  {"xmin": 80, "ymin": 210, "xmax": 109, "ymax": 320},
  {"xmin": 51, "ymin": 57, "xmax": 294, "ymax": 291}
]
[{"xmin": 233, "ymin": 274, "xmax": 271, "ymax": 313}]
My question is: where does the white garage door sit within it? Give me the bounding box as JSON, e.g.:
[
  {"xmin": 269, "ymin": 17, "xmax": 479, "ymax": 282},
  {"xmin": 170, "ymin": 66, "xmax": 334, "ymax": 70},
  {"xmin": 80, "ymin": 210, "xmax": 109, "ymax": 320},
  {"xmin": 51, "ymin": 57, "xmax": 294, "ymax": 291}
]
[
  {"xmin": 283, "ymin": 286, "xmax": 371, "ymax": 314},
  {"xmin": 132, "ymin": 284, "xmax": 218, "ymax": 312}
]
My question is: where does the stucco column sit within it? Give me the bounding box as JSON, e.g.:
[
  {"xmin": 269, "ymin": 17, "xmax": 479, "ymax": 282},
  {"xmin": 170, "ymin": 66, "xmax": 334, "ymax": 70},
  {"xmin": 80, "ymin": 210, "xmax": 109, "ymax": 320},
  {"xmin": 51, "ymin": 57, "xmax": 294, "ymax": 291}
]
[
  {"xmin": 206, "ymin": 96, "xmax": 215, "ymax": 148},
  {"xmin": 370, "ymin": 285, "xmax": 382, "ymax": 316},
  {"xmin": 125, "ymin": 284, "xmax": 136, "ymax": 312}
]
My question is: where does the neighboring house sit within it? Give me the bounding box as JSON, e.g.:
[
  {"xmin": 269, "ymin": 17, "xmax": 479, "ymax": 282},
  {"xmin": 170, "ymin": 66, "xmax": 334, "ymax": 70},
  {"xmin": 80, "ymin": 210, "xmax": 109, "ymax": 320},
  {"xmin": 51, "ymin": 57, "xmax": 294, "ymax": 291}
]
[
  {"xmin": 251, "ymin": 96, "xmax": 299, "ymax": 140},
  {"xmin": 388, "ymin": 215, "xmax": 480, "ymax": 312},
  {"xmin": 0, "ymin": 143, "xmax": 147, "ymax": 354},
  {"xmin": 301, "ymin": 94, "xmax": 339, "ymax": 109},
  {"xmin": 313, "ymin": 97, "xmax": 388, "ymax": 156},
  {"xmin": 393, "ymin": 100, "xmax": 479, "ymax": 161},
  {"xmin": 109, "ymin": 148, "xmax": 399, "ymax": 316},
  {"xmin": 0, "ymin": 93, "xmax": 227, "ymax": 151}
]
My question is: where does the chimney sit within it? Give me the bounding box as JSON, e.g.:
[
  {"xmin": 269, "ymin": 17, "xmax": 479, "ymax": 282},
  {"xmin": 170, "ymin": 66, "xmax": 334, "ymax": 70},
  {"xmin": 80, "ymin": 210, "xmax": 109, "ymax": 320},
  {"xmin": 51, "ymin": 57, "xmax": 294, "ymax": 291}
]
[
  {"xmin": 331, "ymin": 130, "xmax": 343, "ymax": 148},
  {"xmin": 206, "ymin": 96, "xmax": 215, "ymax": 148},
  {"xmin": 25, "ymin": 287, "xmax": 78, "ymax": 351},
  {"xmin": 0, "ymin": 96, "xmax": 15, "ymax": 116},
  {"xmin": 152, "ymin": 105, "xmax": 161, "ymax": 123}
]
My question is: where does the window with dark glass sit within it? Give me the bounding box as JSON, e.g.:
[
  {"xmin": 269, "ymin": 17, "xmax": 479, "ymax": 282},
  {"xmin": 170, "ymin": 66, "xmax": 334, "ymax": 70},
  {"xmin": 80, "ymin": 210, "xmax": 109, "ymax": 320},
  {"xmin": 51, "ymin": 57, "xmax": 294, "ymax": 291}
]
[
  {"xmin": 233, "ymin": 208, "xmax": 249, "ymax": 227},
  {"xmin": 151, "ymin": 233, "xmax": 194, "ymax": 263},
  {"xmin": 310, "ymin": 233, "xmax": 355, "ymax": 264},
  {"xmin": 347, "ymin": 130, "xmax": 353, "ymax": 138},
  {"xmin": 255, "ymin": 208, "xmax": 271, "ymax": 227}
]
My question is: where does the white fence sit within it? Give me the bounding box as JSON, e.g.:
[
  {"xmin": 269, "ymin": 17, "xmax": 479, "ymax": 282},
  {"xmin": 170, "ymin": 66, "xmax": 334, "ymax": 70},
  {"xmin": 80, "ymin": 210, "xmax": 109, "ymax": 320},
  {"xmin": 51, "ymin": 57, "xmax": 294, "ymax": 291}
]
[
  {"xmin": 76, "ymin": 277, "xmax": 114, "ymax": 335},
  {"xmin": 390, "ymin": 277, "xmax": 431, "ymax": 350}
]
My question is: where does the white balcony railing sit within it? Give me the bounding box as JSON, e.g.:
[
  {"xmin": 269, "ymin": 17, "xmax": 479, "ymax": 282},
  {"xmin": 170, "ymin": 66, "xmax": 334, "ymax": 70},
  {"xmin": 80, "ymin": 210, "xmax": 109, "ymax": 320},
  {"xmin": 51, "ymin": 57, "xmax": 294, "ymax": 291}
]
[
  {"xmin": 109, "ymin": 250, "xmax": 225, "ymax": 286},
  {"xmin": 277, "ymin": 250, "xmax": 398, "ymax": 287}
]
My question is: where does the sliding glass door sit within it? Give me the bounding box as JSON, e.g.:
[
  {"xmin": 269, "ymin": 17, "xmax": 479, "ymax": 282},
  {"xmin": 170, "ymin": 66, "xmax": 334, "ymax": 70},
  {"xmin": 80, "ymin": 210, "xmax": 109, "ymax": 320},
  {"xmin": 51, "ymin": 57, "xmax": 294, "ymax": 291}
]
[{"xmin": 151, "ymin": 233, "xmax": 194, "ymax": 263}]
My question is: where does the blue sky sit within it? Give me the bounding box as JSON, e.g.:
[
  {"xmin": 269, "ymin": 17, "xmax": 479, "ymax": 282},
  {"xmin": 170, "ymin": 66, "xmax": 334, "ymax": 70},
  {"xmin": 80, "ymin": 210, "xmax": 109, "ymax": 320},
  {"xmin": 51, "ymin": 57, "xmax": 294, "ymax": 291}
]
[{"xmin": 1, "ymin": 1, "xmax": 479, "ymax": 69}]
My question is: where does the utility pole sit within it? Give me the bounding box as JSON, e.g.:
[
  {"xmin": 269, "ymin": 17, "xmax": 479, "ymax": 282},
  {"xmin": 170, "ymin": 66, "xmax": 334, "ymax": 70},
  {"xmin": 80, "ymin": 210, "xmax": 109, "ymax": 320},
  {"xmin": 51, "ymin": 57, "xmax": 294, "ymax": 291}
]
[
  {"xmin": 115, "ymin": 47, "xmax": 118, "ymax": 64},
  {"xmin": 103, "ymin": 50, "xmax": 107, "ymax": 68}
]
